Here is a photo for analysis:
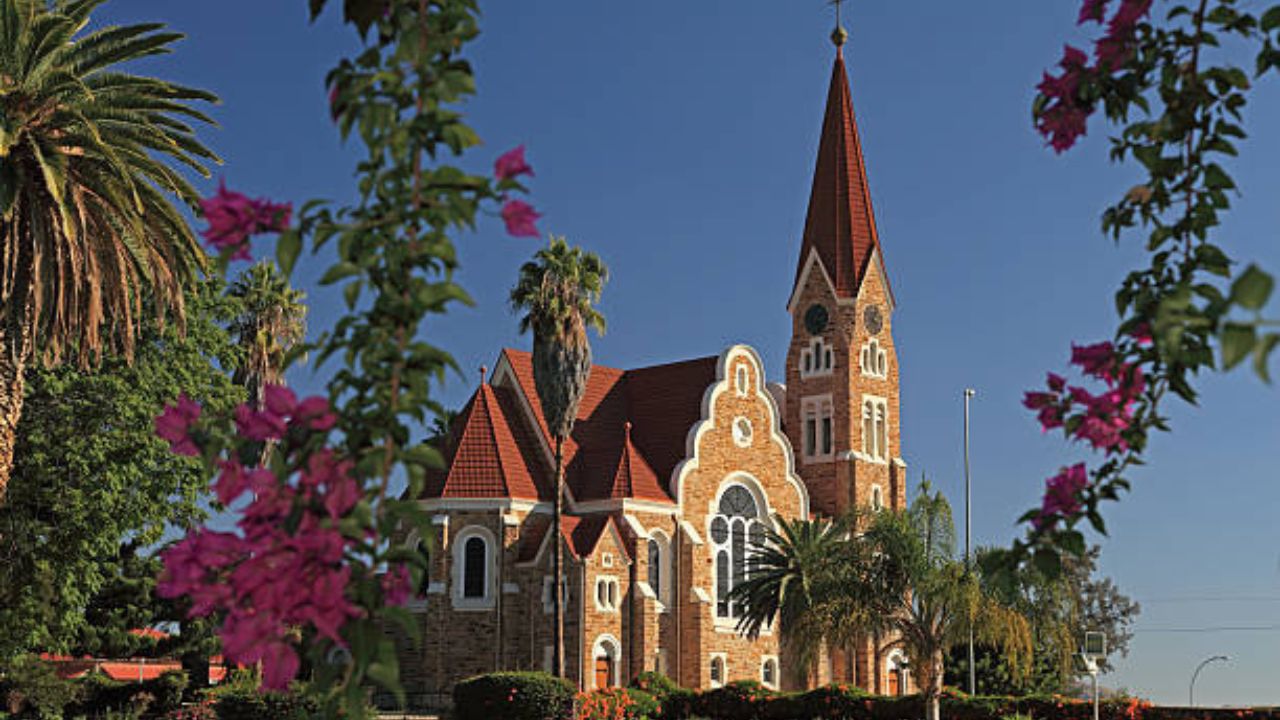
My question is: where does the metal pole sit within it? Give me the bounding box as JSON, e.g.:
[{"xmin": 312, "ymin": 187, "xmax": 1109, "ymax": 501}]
[
  {"xmin": 1189, "ymin": 655, "xmax": 1229, "ymax": 707},
  {"xmin": 964, "ymin": 388, "xmax": 976, "ymax": 695},
  {"xmin": 1092, "ymin": 670, "xmax": 1099, "ymax": 720}
]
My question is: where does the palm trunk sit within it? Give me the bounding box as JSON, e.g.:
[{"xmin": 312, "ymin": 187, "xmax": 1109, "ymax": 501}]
[
  {"xmin": 0, "ymin": 325, "xmax": 31, "ymax": 507},
  {"xmin": 923, "ymin": 650, "xmax": 944, "ymax": 720},
  {"xmin": 552, "ymin": 436, "xmax": 565, "ymax": 678}
]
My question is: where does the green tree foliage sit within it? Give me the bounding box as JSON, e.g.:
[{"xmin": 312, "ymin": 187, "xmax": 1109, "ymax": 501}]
[
  {"xmin": 0, "ymin": 0, "xmax": 219, "ymax": 501},
  {"xmin": 733, "ymin": 482, "xmax": 1033, "ymax": 720},
  {"xmin": 948, "ymin": 546, "xmax": 1140, "ymax": 695},
  {"xmin": 0, "ymin": 280, "xmax": 243, "ymax": 658}
]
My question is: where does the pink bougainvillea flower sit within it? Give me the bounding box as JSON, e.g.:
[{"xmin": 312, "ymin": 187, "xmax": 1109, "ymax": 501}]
[
  {"xmin": 1046, "ymin": 372, "xmax": 1067, "ymax": 393},
  {"xmin": 295, "ymin": 396, "xmax": 338, "ymax": 431},
  {"xmin": 155, "ymin": 394, "xmax": 202, "ymax": 456},
  {"xmin": 1078, "ymin": 0, "xmax": 1109, "ymax": 24},
  {"xmin": 501, "ymin": 199, "xmax": 542, "ymax": 238},
  {"xmin": 199, "ymin": 182, "xmax": 293, "ymax": 261},
  {"xmin": 494, "ymin": 145, "xmax": 534, "ymax": 181},
  {"xmin": 1070, "ymin": 341, "xmax": 1117, "ymax": 382},
  {"xmin": 381, "ymin": 564, "xmax": 413, "ymax": 607},
  {"xmin": 1129, "ymin": 322, "xmax": 1153, "ymax": 346},
  {"xmin": 234, "ymin": 404, "xmax": 288, "ymax": 442},
  {"xmin": 1036, "ymin": 46, "xmax": 1095, "ymax": 152},
  {"xmin": 263, "ymin": 384, "xmax": 298, "ymax": 418},
  {"xmin": 1042, "ymin": 463, "xmax": 1089, "ymax": 516}
]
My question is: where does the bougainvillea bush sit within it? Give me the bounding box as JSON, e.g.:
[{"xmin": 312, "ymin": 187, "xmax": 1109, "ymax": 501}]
[
  {"xmin": 152, "ymin": 0, "xmax": 544, "ymax": 717},
  {"xmin": 990, "ymin": 0, "xmax": 1280, "ymax": 582}
]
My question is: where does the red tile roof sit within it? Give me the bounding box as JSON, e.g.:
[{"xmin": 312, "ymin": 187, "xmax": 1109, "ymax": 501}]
[
  {"xmin": 424, "ymin": 381, "xmax": 549, "ymax": 501},
  {"xmin": 515, "ymin": 512, "xmax": 635, "ymax": 564},
  {"xmin": 794, "ymin": 49, "xmax": 887, "ymax": 301},
  {"xmin": 497, "ymin": 349, "xmax": 716, "ymax": 503}
]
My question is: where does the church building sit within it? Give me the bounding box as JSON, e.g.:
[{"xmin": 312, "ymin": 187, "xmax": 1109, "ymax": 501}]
[{"xmin": 394, "ymin": 28, "xmax": 912, "ymax": 696}]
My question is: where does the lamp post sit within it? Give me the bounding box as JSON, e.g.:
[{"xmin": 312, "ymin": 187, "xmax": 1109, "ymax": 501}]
[
  {"xmin": 1189, "ymin": 655, "xmax": 1229, "ymax": 707},
  {"xmin": 963, "ymin": 388, "xmax": 976, "ymax": 695}
]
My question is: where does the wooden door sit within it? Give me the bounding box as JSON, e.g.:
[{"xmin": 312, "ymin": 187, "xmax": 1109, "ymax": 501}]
[
  {"xmin": 887, "ymin": 669, "xmax": 900, "ymax": 696},
  {"xmin": 595, "ymin": 657, "xmax": 612, "ymax": 688}
]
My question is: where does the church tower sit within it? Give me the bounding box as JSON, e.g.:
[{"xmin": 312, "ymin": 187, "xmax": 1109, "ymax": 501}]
[{"xmin": 784, "ymin": 25, "xmax": 905, "ymax": 519}]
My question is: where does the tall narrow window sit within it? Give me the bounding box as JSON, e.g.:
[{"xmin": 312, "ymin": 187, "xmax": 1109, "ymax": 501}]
[
  {"xmin": 862, "ymin": 401, "xmax": 874, "ymax": 456},
  {"xmin": 463, "ymin": 537, "xmax": 486, "ymax": 598},
  {"xmin": 648, "ymin": 540, "xmax": 662, "ymax": 599},
  {"xmin": 875, "ymin": 404, "xmax": 887, "ymax": 460},
  {"xmin": 711, "ymin": 484, "xmax": 761, "ymax": 620},
  {"xmin": 821, "ymin": 416, "xmax": 832, "ymax": 455},
  {"xmin": 416, "ymin": 539, "xmax": 432, "ymax": 596},
  {"xmin": 709, "ymin": 656, "xmax": 725, "ymax": 687},
  {"xmin": 802, "ymin": 396, "xmax": 834, "ymax": 460},
  {"xmin": 804, "ymin": 417, "xmax": 816, "ymax": 457}
]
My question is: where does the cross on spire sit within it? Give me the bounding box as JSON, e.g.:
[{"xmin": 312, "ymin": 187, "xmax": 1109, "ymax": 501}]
[{"xmin": 829, "ymin": 0, "xmax": 849, "ymax": 47}]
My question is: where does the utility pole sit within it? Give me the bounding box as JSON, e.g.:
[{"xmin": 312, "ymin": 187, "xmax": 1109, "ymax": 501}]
[{"xmin": 963, "ymin": 388, "xmax": 976, "ymax": 695}]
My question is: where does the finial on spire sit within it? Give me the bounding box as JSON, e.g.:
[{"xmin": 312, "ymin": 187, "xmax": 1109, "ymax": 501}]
[
  {"xmin": 479, "ymin": 365, "xmax": 488, "ymax": 386},
  {"xmin": 624, "ymin": 421, "xmax": 632, "ymax": 441},
  {"xmin": 829, "ymin": 0, "xmax": 848, "ymax": 47}
]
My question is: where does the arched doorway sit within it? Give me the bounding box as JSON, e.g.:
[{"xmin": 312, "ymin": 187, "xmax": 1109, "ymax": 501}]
[
  {"xmin": 886, "ymin": 651, "xmax": 907, "ymax": 696},
  {"xmin": 592, "ymin": 635, "xmax": 621, "ymax": 689}
]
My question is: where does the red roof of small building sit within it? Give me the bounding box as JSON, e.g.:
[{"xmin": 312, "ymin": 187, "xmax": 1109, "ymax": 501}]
[
  {"xmin": 793, "ymin": 48, "xmax": 887, "ymax": 301},
  {"xmin": 424, "ymin": 381, "xmax": 551, "ymax": 501}
]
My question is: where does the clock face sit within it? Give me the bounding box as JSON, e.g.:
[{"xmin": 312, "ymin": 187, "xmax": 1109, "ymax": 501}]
[
  {"xmin": 863, "ymin": 305, "xmax": 883, "ymax": 335},
  {"xmin": 804, "ymin": 304, "xmax": 829, "ymax": 335}
]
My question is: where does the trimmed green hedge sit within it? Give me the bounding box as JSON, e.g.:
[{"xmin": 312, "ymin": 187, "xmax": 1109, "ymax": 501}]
[
  {"xmin": 208, "ymin": 686, "xmax": 319, "ymax": 720},
  {"xmin": 452, "ymin": 672, "xmax": 575, "ymax": 720}
]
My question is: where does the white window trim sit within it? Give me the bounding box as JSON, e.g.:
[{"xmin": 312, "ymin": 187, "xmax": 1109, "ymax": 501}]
[
  {"xmin": 591, "ymin": 634, "xmax": 623, "ymax": 689},
  {"xmin": 708, "ymin": 653, "xmax": 728, "ymax": 688},
  {"xmin": 886, "ymin": 649, "xmax": 909, "ymax": 694},
  {"xmin": 734, "ymin": 363, "xmax": 751, "ymax": 397},
  {"xmin": 760, "ymin": 655, "xmax": 780, "ymax": 689},
  {"xmin": 404, "ymin": 529, "xmax": 432, "ymax": 610},
  {"xmin": 731, "ymin": 416, "xmax": 754, "ymax": 448},
  {"xmin": 860, "ymin": 394, "xmax": 890, "ymax": 464},
  {"xmin": 860, "ymin": 338, "xmax": 888, "ymax": 379},
  {"xmin": 800, "ymin": 337, "xmax": 835, "ymax": 379},
  {"xmin": 451, "ymin": 525, "xmax": 496, "ymax": 611},
  {"xmin": 708, "ymin": 480, "xmax": 767, "ymax": 628},
  {"xmin": 648, "ymin": 530, "xmax": 672, "ymax": 609},
  {"xmin": 870, "ymin": 484, "xmax": 885, "ymax": 511},
  {"xmin": 593, "ymin": 575, "xmax": 621, "ymax": 613},
  {"xmin": 800, "ymin": 394, "xmax": 835, "ymax": 463}
]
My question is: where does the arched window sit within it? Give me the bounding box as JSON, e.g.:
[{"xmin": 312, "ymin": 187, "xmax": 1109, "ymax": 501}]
[
  {"xmin": 452, "ymin": 526, "xmax": 495, "ymax": 609},
  {"xmin": 709, "ymin": 655, "xmax": 726, "ymax": 688},
  {"xmin": 594, "ymin": 577, "xmax": 620, "ymax": 612},
  {"xmin": 870, "ymin": 485, "xmax": 884, "ymax": 511},
  {"xmin": 861, "ymin": 339, "xmax": 888, "ymax": 379},
  {"xmin": 711, "ymin": 484, "xmax": 762, "ymax": 620},
  {"xmin": 735, "ymin": 364, "xmax": 749, "ymax": 396},
  {"xmin": 647, "ymin": 531, "xmax": 670, "ymax": 605},
  {"xmin": 861, "ymin": 397, "xmax": 889, "ymax": 461},
  {"xmin": 801, "ymin": 338, "xmax": 833, "ymax": 378},
  {"xmin": 416, "ymin": 538, "xmax": 432, "ymax": 595},
  {"xmin": 761, "ymin": 657, "xmax": 779, "ymax": 689},
  {"xmin": 463, "ymin": 537, "xmax": 486, "ymax": 598}
]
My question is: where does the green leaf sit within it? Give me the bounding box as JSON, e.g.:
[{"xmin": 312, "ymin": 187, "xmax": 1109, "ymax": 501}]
[
  {"xmin": 1203, "ymin": 163, "xmax": 1236, "ymax": 190},
  {"xmin": 1230, "ymin": 264, "xmax": 1275, "ymax": 311},
  {"xmin": 1032, "ymin": 548, "xmax": 1062, "ymax": 580},
  {"xmin": 1221, "ymin": 322, "xmax": 1257, "ymax": 370},
  {"xmin": 1058, "ymin": 530, "xmax": 1086, "ymax": 557},
  {"xmin": 319, "ymin": 261, "xmax": 361, "ymax": 285},
  {"xmin": 1262, "ymin": 6, "xmax": 1280, "ymax": 32},
  {"xmin": 1253, "ymin": 333, "xmax": 1280, "ymax": 383},
  {"xmin": 275, "ymin": 228, "xmax": 302, "ymax": 277},
  {"xmin": 343, "ymin": 280, "xmax": 362, "ymax": 310}
]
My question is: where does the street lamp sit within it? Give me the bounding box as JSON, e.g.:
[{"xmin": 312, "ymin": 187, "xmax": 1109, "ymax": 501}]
[
  {"xmin": 963, "ymin": 388, "xmax": 977, "ymax": 695},
  {"xmin": 1189, "ymin": 655, "xmax": 1229, "ymax": 707}
]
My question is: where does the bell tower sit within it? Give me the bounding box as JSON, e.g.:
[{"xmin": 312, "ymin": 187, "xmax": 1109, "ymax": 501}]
[{"xmin": 783, "ymin": 25, "xmax": 905, "ymax": 519}]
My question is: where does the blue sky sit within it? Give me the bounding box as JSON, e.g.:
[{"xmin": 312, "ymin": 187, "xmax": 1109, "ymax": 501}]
[{"xmin": 97, "ymin": 1, "xmax": 1280, "ymax": 705}]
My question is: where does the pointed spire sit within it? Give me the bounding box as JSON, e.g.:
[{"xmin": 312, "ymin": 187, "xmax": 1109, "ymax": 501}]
[{"xmin": 792, "ymin": 42, "xmax": 885, "ymax": 301}]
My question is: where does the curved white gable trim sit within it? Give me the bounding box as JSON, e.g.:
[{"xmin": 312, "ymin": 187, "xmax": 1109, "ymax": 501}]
[{"xmin": 670, "ymin": 345, "xmax": 810, "ymax": 521}]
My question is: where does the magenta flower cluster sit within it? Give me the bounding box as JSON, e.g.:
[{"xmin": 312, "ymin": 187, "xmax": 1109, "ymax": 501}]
[
  {"xmin": 1036, "ymin": 0, "xmax": 1153, "ymax": 152},
  {"xmin": 494, "ymin": 145, "xmax": 542, "ymax": 238},
  {"xmin": 1023, "ymin": 335, "xmax": 1147, "ymax": 530},
  {"xmin": 199, "ymin": 182, "xmax": 292, "ymax": 261},
  {"xmin": 154, "ymin": 386, "xmax": 411, "ymax": 690}
]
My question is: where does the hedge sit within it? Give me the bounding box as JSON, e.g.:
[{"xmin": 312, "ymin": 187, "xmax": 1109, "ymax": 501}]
[
  {"xmin": 208, "ymin": 686, "xmax": 320, "ymax": 720},
  {"xmin": 452, "ymin": 671, "xmax": 575, "ymax": 720},
  {"xmin": 0, "ymin": 658, "xmax": 187, "ymax": 720},
  {"xmin": 576, "ymin": 687, "xmax": 660, "ymax": 720}
]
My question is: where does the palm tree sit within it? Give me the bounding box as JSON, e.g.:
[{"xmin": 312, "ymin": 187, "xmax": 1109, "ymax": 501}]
[
  {"xmin": 0, "ymin": 0, "xmax": 218, "ymax": 501},
  {"xmin": 733, "ymin": 482, "xmax": 1032, "ymax": 720},
  {"xmin": 227, "ymin": 260, "xmax": 307, "ymax": 409},
  {"xmin": 733, "ymin": 515, "xmax": 870, "ymax": 686},
  {"xmin": 860, "ymin": 482, "xmax": 1033, "ymax": 720},
  {"xmin": 509, "ymin": 235, "xmax": 607, "ymax": 678}
]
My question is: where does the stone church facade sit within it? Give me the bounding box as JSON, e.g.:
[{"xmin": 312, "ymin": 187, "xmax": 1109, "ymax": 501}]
[{"xmin": 393, "ymin": 37, "xmax": 913, "ymax": 696}]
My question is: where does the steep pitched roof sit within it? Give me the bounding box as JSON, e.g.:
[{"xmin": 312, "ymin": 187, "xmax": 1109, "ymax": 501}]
[
  {"xmin": 423, "ymin": 381, "xmax": 549, "ymax": 501},
  {"xmin": 498, "ymin": 349, "xmax": 716, "ymax": 503},
  {"xmin": 793, "ymin": 48, "xmax": 887, "ymax": 301}
]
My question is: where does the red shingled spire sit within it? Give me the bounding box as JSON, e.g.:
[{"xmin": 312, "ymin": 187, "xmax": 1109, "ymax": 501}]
[{"xmin": 793, "ymin": 44, "xmax": 884, "ymax": 300}]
